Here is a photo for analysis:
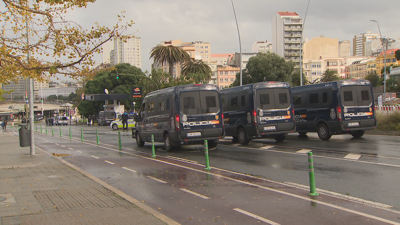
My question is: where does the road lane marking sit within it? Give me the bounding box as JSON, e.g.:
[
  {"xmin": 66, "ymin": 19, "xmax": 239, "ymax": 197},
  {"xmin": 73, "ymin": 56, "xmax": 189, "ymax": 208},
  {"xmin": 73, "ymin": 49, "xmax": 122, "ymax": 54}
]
[
  {"xmin": 259, "ymin": 145, "xmax": 273, "ymax": 150},
  {"xmin": 180, "ymin": 188, "xmax": 210, "ymax": 199},
  {"xmin": 122, "ymin": 167, "xmax": 137, "ymax": 173},
  {"xmin": 60, "ymin": 145, "xmax": 65, "ymax": 148},
  {"xmin": 234, "ymin": 208, "xmax": 280, "ymax": 225},
  {"xmin": 296, "ymin": 149, "xmax": 311, "ymax": 154},
  {"xmin": 344, "ymin": 153, "xmax": 361, "ymax": 160},
  {"xmin": 146, "ymin": 176, "xmax": 167, "ymax": 184},
  {"xmin": 104, "ymin": 160, "xmax": 115, "ymax": 165},
  {"xmin": 76, "ymin": 150, "xmax": 82, "ymax": 153},
  {"xmin": 55, "ymin": 143, "xmax": 59, "ymax": 146},
  {"xmin": 91, "ymin": 155, "xmax": 99, "ymax": 159},
  {"xmin": 68, "ymin": 148, "xmax": 74, "ymax": 150}
]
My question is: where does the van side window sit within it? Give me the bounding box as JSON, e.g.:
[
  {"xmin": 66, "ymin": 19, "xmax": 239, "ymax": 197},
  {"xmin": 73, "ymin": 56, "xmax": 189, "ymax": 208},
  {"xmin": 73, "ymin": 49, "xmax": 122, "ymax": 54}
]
[
  {"xmin": 159, "ymin": 100, "xmax": 165, "ymax": 111},
  {"xmin": 293, "ymin": 95, "xmax": 301, "ymax": 106},
  {"xmin": 148, "ymin": 101, "xmax": 155, "ymax": 112},
  {"xmin": 241, "ymin": 95, "xmax": 245, "ymax": 106},
  {"xmin": 322, "ymin": 92, "xmax": 328, "ymax": 103},
  {"xmin": 231, "ymin": 96, "xmax": 238, "ymax": 107},
  {"xmin": 309, "ymin": 93, "xmax": 318, "ymax": 104},
  {"xmin": 222, "ymin": 97, "xmax": 227, "ymax": 111}
]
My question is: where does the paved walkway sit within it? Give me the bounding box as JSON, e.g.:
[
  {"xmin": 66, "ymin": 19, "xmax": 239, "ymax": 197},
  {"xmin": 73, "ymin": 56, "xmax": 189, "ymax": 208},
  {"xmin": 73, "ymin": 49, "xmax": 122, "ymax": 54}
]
[{"xmin": 0, "ymin": 129, "xmax": 179, "ymax": 225}]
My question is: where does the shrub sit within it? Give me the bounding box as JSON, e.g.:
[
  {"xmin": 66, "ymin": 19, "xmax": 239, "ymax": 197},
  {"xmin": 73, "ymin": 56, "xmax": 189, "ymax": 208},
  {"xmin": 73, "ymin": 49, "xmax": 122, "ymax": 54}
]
[{"xmin": 376, "ymin": 111, "xmax": 400, "ymax": 131}]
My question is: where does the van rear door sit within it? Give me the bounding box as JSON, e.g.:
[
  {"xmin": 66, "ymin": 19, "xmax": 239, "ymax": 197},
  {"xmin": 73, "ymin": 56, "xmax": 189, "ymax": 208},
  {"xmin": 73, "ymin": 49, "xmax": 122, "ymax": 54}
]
[
  {"xmin": 340, "ymin": 85, "xmax": 375, "ymax": 128},
  {"xmin": 179, "ymin": 89, "xmax": 222, "ymax": 140},
  {"xmin": 256, "ymin": 88, "xmax": 293, "ymax": 134}
]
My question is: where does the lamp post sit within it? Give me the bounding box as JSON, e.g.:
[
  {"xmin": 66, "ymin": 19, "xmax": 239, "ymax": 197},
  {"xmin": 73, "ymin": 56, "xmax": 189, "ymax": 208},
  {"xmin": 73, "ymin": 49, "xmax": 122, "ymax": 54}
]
[
  {"xmin": 230, "ymin": 0, "xmax": 242, "ymax": 86},
  {"xmin": 300, "ymin": 0, "xmax": 311, "ymax": 86},
  {"xmin": 370, "ymin": 20, "xmax": 387, "ymax": 96}
]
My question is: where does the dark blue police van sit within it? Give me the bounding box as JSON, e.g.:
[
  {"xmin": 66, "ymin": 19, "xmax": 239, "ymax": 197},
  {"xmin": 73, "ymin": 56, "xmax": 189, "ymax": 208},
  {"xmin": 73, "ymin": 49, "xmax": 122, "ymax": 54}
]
[
  {"xmin": 221, "ymin": 82, "xmax": 295, "ymax": 144},
  {"xmin": 134, "ymin": 84, "xmax": 224, "ymax": 151},
  {"xmin": 291, "ymin": 79, "xmax": 377, "ymax": 140}
]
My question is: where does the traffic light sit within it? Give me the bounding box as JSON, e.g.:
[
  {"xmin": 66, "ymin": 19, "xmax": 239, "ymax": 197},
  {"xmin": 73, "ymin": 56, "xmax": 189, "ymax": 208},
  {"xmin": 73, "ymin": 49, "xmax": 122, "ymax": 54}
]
[{"xmin": 116, "ymin": 72, "xmax": 119, "ymax": 79}]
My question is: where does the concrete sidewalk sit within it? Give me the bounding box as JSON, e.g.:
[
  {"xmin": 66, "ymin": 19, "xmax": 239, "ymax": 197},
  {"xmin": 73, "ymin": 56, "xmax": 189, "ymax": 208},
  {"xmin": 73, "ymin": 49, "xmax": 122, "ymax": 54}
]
[{"xmin": 0, "ymin": 129, "xmax": 179, "ymax": 225}]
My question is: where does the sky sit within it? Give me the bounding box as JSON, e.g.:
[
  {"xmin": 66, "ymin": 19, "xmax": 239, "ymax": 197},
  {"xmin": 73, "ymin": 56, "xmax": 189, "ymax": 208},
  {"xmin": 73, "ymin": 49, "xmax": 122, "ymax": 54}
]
[{"xmin": 68, "ymin": 0, "xmax": 400, "ymax": 75}]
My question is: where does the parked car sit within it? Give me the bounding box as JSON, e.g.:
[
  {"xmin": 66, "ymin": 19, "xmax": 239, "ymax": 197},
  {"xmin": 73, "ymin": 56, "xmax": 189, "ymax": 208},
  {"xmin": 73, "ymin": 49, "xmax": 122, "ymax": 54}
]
[
  {"xmin": 110, "ymin": 114, "xmax": 135, "ymax": 130},
  {"xmin": 55, "ymin": 116, "xmax": 69, "ymax": 126}
]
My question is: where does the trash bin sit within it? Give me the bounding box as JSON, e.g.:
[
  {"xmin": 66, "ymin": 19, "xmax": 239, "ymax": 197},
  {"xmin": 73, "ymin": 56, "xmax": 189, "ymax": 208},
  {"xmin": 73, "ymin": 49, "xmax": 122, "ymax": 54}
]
[{"xmin": 19, "ymin": 124, "xmax": 31, "ymax": 147}]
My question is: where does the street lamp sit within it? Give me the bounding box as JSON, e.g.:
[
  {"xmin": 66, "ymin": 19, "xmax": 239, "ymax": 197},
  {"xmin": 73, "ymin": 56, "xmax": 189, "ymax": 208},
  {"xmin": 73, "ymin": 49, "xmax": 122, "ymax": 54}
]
[
  {"xmin": 370, "ymin": 20, "xmax": 387, "ymax": 96},
  {"xmin": 230, "ymin": 0, "xmax": 242, "ymax": 86},
  {"xmin": 300, "ymin": 0, "xmax": 311, "ymax": 86}
]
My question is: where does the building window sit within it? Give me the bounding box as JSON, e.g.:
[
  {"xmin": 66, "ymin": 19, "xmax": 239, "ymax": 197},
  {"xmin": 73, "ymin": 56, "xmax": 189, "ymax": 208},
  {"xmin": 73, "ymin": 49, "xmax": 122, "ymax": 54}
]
[
  {"xmin": 224, "ymin": 78, "xmax": 228, "ymax": 82},
  {"xmin": 205, "ymin": 46, "xmax": 208, "ymax": 49},
  {"xmin": 201, "ymin": 46, "xmax": 204, "ymax": 49},
  {"xmin": 224, "ymin": 71, "xmax": 228, "ymax": 75},
  {"xmin": 220, "ymin": 71, "xmax": 223, "ymax": 75},
  {"xmin": 205, "ymin": 51, "xmax": 208, "ymax": 53},
  {"xmin": 230, "ymin": 71, "xmax": 234, "ymax": 75},
  {"xmin": 230, "ymin": 78, "xmax": 234, "ymax": 82},
  {"xmin": 220, "ymin": 78, "xmax": 223, "ymax": 82}
]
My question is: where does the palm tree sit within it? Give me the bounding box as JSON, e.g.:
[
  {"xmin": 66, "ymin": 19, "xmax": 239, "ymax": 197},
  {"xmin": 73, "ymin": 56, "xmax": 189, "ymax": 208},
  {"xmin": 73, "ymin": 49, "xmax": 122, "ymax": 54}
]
[
  {"xmin": 320, "ymin": 69, "xmax": 341, "ymax": 83},
  {"xmin": 181, "ymin": 59, "xmax": 212, "ymax": 83},
  {"xmin": 149, "ymin": 45, "xmax": 190, "ymax": 78}
]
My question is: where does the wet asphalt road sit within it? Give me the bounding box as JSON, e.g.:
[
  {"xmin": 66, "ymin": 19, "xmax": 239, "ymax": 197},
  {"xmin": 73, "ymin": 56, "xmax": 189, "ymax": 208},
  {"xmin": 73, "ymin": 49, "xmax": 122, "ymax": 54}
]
[{"xmin": 18, "ymin": 123, "xmax": 400, "ymax": 224}]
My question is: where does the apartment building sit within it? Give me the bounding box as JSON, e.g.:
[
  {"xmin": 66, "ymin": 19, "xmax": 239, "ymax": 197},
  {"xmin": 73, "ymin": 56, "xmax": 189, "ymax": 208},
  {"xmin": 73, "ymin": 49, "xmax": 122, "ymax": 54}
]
[
  {"xmin": 252, "ymin": 41, "xmax": 272, "ymax": 53},
  {"xmin": 109, "ymin": 37, "xmax": 142, "ymax": 69},
  {"xmin": 2, "ymin": 79, "xmax": 49, "ymax": 100},
  {"xmin": 303, "ymin": 36, "xmax": 339, "ymax": 61},
  {"xmin": 228, "ymin": 52, "xmax": 257, "ymax": 70},
  {"xmin": 376, "ymin": 48, "xmax": 400, "ymax": 75},
  {"xmin": 272, "ymin": 11, "xmax": 303, "ymax": 67},
  {"xmin": 217, "ymin": 66, "xmax": 240, "ymax": 89},
  {"xmin": 353, "ymin": 31, "xmax": 379, "ymax": 56},
  {"xmin": 338, "ymin": 40, "xmax": 351, "ymax": 57},
  {"xmin": 347, "ymin": 58, "xmax": 374, "ymax": 79},
  {"xmin": 209, "ymin": 54, "xmax": 234, "ymax": 85},
  {"xmin": 303, "ymin": 57, "xmax": 347, "ymax": 82},
  {"xmin": 193, "ymin": 41, "xmax": 211, "ymax": 63}
]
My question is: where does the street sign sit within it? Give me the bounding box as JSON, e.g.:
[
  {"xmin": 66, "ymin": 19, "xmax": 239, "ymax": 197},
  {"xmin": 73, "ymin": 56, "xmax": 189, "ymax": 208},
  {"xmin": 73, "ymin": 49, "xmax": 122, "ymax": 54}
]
[{"xmin": 131, "ymin": 87, "xmax": 142, "ymax": 98}]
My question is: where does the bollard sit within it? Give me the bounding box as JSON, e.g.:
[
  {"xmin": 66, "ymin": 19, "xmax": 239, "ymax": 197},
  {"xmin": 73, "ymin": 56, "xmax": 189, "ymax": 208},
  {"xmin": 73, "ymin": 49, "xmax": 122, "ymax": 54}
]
[
  {"xmin": 151, "ymin": 134, "xmax": 156, "ymax": 158},
  {"xmin": 307, "ymin": 152, "xmax": 319, "ymax": 196},
  {"xmin": 96, "ymin": 129, "xmax": 100, "ymax": 145},
  {"xmin": 204, "ymin": 140, "xmax": 211, "ymax": 170},
  {"xmin": 59, "ymin": 126, "xmax": 62, "ymax": 137},
  {"xmin": 40, "ymin": 125, "xmax": 42, "ymax": 133},
  {"xmin": 52, "ymin": 126, "xmax": 54, "ymax": 136},
  {"xmin": 81, "ymin": 128, "xmax": 83, "ymax": 142},
  {"xmin": 69, "ymin": 127, "xmax": 72, "ymax": 139},
  {"xmin": 118, "ymin": 131, "xmax": 122, "ymax": 150},
  {"xmin": 45, "ymin": 126, "xmax": 47, "ymax": 135}
]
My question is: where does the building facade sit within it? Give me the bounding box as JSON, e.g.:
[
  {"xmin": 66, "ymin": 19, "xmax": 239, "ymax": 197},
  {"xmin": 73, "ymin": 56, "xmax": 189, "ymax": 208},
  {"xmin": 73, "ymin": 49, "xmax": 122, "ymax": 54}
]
[
  {"xmin": 110, "ymin": 37, "xmax": 142, "ymax": 69},
  {"xmin": 352, "ymin": 31, "xmax": 379, "ymax": 56},
  {"xmin": 375, "ymin": 48, "xmax": 400, "ymax": 75},
  {"xmin": 303, "ymin": 36, "xmax": 339, "ymax": 61},
  {"xmin": 2, "ymin": 79, "xmax": 49, "ymax": 100},
  {"xmin": 209, "ymin": 54, "xmax": 234, "ymax": 85},
  {"xmin": 272, "ymin": 11, "xmax": 303, "ymax": 67},
  {"xmin": 217, "ymin": 66, "xmax": 240, "ymax": 89},
  {"xmin": 252, "ymin": 41, "xmax": 272, "ymax": 53},
  {"xmin": 338, "ymin": 40, "xmax": 351, "ymax": 57}
]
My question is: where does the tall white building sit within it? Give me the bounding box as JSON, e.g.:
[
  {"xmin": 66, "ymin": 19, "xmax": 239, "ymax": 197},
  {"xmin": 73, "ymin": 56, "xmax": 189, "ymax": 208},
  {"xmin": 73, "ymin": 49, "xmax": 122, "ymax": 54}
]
[
  {"xmin": 352, "ymin": 31, "xmax": 379, "ymax": 56},
  {"xmin": 252, "ymin": 41, "xmax": 272, "ymax": 53},
  {"xmin": 101, "ymin": 40, "xmax": 114, "ymax": 64},
  {"xmin": 109, "ymin": 37, "xmax": 142, "ymax": 69},
  {"xmin": 272, "ymin": 12, "xmax": 303, "ymax": 67}
]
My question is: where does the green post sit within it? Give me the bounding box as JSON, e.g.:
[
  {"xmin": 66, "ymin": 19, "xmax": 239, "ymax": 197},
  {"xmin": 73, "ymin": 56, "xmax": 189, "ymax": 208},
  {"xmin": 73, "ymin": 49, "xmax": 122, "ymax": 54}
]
[
  {"xmin": 69, "ymin": 127, "xmax": 72, "ymax": 139},
  {"xmin": 51, "ymin": 126, "xmax": 54, "ymax": 136},
  {"xmin": 59, "ymin": 126, "xmax": 62, "ymax": 137},
  {"xmin": 308, "ymin": 152, "xmax": 319, "ymax": 196},
  {"xmin": 40, "ymin": 125, "xmax": 42, "ymax": 133},
  {"xmin": 204, "ymin": 140, "xmax": 211, "ymax": 170},
  {"xmin": 81, "ymin": 128, "xmax": 83, "ymax": 142},
  {"xmin": 45, "ymin": 126, "xmax": 47, "ymax": 135},
  {"xmin": 96, "ymin": 129, "xmax": 100, "ymax": 145},
  {"xmin": 118, "ymin": 131, "xmax": 122, "ymax": 150},
  {"xmin": 151, "ymin": 134, "xmax": 156, "ymax": 158}
]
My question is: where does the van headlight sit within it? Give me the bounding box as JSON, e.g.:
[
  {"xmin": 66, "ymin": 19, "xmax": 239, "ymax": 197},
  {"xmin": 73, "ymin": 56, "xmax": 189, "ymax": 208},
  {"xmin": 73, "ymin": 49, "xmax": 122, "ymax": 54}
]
[{"xmin": 182, "ymin": 114, "xmax": 187, "ymax": 122}]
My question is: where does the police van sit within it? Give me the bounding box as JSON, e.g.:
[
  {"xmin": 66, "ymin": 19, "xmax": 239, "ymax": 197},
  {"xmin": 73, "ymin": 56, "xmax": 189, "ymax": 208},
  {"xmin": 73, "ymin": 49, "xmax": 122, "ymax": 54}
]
[
  {"xmin": 134, "ymin": 84, "xmax": 224, "ymax": 151},
  {"xmin": 291, "ymin": 79, "xmax": 377, "ymax": 140},
  {"xmin": 220, "ymin": 82, "xmax": 295, "ymax": 145}
]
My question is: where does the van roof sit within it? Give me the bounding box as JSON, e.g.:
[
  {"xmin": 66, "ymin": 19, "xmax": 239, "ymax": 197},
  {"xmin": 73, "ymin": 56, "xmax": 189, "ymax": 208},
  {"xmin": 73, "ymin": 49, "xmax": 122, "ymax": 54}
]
[
  {"xmin": 221, "ymin": 81, "xmax": 290, "ymax": 93},
  {"xmin": 145, "ymin": 84, "xmax": 219, "ymax": 98}
]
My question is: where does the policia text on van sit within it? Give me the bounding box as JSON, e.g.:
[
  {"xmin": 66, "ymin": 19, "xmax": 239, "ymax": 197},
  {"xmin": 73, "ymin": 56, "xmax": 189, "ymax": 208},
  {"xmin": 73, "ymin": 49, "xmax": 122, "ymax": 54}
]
[
  {"xmin": 221, "ymin": 82, "xmax": 296, "ymax": 145},
  {"xmin": 291, "ymin": 79, "xmax": 377, "ymax": 140},
  {"xmin": 134, "ymin": 84, "xmax": 224, "ymax": 151}
]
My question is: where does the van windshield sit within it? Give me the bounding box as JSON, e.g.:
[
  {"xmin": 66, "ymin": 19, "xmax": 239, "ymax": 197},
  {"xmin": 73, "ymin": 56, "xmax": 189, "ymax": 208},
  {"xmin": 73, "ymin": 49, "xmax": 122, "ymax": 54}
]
[
  {"xmin": 257, "ymin": 88, "xmax": 291, "ymax": 110},
  {"xmin": 180, "ymin": 91, "xmax": 220, "ymax": 114},
  {"xmin": 341, "ymin": 85, "xmax": 372, "ymax": 106}
]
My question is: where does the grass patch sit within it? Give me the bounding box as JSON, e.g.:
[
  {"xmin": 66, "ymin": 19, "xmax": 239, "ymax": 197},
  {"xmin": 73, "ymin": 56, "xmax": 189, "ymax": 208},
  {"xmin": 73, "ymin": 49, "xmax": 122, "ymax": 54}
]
[{"xmin": 376, "ymin": 111, "xmax": 400, "ymax": 131}]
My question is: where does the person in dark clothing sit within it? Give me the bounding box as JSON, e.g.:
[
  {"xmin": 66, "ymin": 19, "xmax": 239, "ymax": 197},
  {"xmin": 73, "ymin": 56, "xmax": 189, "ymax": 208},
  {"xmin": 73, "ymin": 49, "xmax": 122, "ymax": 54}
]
[
  {"xmin": 121, "ymin": 111, "xmax": 128, "ymax": 130},
  {"xmin": 2, "ymin": 118, "xmax": 7, "ymax": 130}
]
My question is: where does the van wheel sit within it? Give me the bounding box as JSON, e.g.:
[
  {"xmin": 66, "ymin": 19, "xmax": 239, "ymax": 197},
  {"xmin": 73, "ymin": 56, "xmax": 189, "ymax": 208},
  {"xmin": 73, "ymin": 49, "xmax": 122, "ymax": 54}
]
[
  {"xmin": 351, "ymin": 130, "xmax": 365, "ymax": 138},
  {"xmin": 275, "ymin": 134, "xmax": 286, "ymax": 142},
  {"xmin": 136, "ymin": 133, "xmax": 145, "ymax": 147},
  {"xmin": 112, "ymin": 124, "xmax": 118, "ymax": 130},
  {"xmin": 164, "ymin": 133, "xmax": 173, "ymax": 152},
  {"xmin": 208, "ymin": 140, "xmax": 218, "ymax": 149},
  {"xmin": 317, "ymin": 124, "xmax": 331, "ymax": 140},
  {"xmin": 238, "ymin": 128, "xmax": 250, "ymax": 145}
]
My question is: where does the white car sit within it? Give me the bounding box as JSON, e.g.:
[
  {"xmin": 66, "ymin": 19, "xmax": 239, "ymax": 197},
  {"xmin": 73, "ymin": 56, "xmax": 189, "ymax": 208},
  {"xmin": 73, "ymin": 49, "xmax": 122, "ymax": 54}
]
[
  {"xmin": 55, "ymin": 116, "xmax": 69, "ymax": 125},
  {"xmin": 110, "ymin": 118, "xmax": 135, "ymax": 130}
]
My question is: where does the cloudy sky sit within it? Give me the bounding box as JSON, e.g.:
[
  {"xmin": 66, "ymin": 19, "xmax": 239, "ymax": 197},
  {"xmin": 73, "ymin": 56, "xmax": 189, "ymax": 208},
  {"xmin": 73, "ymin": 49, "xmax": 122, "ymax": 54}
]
[{"xmin": 70, "ymin": 0, "xmax": 400, "ymax": 73}]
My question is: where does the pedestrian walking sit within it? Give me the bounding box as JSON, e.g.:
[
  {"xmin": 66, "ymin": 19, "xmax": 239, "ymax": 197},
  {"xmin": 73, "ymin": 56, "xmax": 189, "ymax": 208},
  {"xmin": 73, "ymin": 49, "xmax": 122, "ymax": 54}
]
[
  {"xmin": 3, "ymin": 118, "xmax": 7, "ymax": 130},
  {"xmin": 122, "ymin": 111, "xmax": 128, "ymax": 131}
]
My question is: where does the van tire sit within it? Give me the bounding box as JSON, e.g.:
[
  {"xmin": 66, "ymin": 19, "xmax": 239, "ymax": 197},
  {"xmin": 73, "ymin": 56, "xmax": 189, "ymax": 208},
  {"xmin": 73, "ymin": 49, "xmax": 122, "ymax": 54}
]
[
  {"xmin": 164, "ymin": 133, "xmax": 173, "ymax": 152},
  {"xmin": 238, "ymin": 128, "xmax": 250, "ymax": 145},
  {"xmin": 208, "ymin": 140, "xmax": 218, "ymax": 149},
  {"xmin": 351, "ymin": 130, "xmax": 365, "ymax": 138},
  {"xmin": 136, "ymin": 133, "xmax": 145, "ymax": 147},
  {"xmin": 317, "ymin": 124, "xmax": 331, "ymax": 140},
  {"xmin": 275, "ymin": 134, "xmax": 286, "ymax": 142}
]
